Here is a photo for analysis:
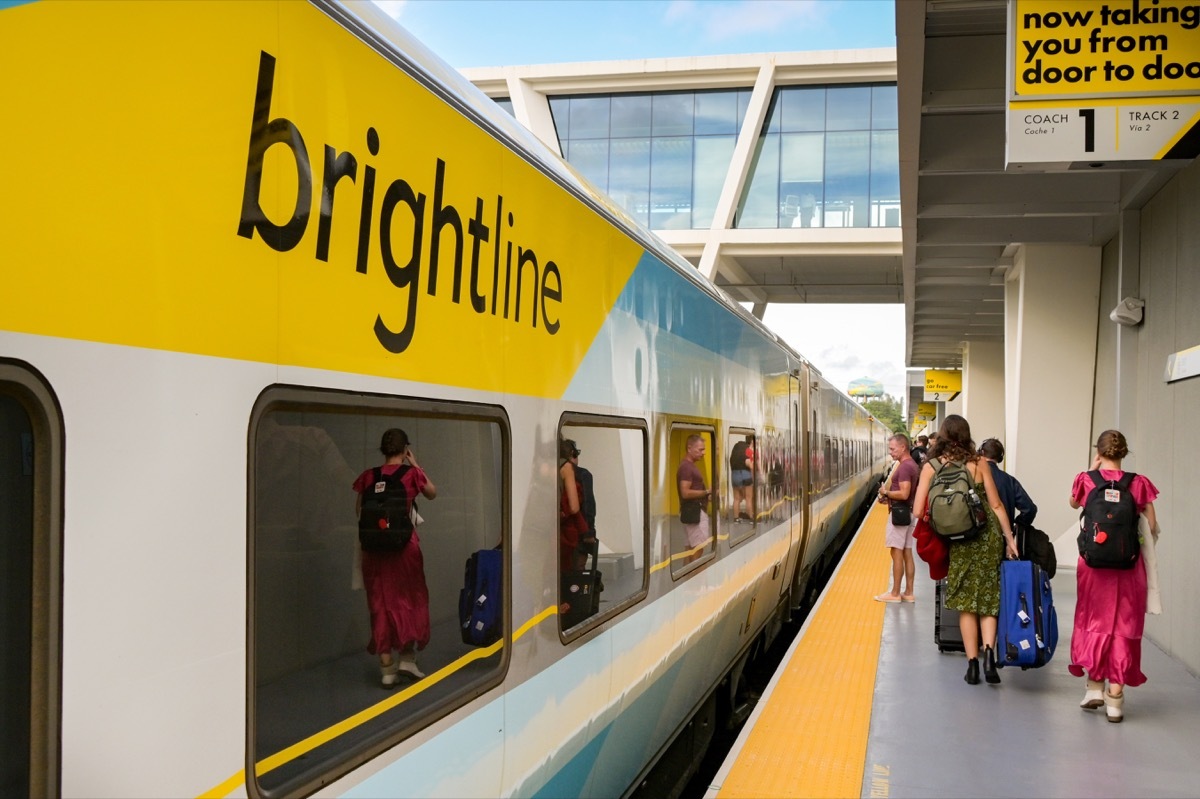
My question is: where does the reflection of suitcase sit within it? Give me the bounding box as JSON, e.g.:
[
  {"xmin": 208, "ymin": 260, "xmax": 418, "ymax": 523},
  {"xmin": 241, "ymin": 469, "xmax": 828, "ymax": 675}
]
[
  {"xmin": 934, "ymin": 579, "xmax": 964, "ymax": 653},
  {"xmin": 560, "ymin": 540, "xmax": 602, "ymax": 628},
  {"xmin": 459, "ymin": 548, "xmax": 502, "ymax": 646},
  {"xmin": 997, "ymin": 559, "xmax": 1058, "ymax": 669}
]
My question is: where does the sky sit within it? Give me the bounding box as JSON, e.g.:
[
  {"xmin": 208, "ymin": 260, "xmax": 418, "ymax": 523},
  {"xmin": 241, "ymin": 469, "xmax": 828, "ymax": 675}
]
[{"xmin": 371, "ymin": 0, "xmax": 907, "ymax": 402}]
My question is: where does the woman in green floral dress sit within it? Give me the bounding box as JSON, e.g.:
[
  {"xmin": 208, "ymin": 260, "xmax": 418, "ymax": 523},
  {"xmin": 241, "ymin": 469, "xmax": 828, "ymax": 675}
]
[{"xmin": 913, "ymin": 415, "xmax": 1019, "ymax": 685}]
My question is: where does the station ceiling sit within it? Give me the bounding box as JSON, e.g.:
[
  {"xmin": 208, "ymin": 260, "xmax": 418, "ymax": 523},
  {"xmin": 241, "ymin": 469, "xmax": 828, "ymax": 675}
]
[{"xmin": 896, "ymin": 0, "xmax": 1184, "ymax": 369}]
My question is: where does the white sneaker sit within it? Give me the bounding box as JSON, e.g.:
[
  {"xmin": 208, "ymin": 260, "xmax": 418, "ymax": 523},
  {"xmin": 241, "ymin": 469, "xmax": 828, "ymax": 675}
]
[{"xmin": 398, "ymin": 657, "xmax": 426, "ymax": 680}]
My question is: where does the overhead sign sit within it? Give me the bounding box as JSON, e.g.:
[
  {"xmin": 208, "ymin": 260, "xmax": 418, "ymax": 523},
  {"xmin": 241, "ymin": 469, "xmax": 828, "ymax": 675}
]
[
  {"xmin": 917, "ymin": 402, "xmax": 937, "ymax": 417},
  {"xmin": 924, "ymin": 369, "xmax": 961, "ymax": 402},
  {"xmin": 1007, "ymin": 0, "xmax": 1200, "ymax": 166}
]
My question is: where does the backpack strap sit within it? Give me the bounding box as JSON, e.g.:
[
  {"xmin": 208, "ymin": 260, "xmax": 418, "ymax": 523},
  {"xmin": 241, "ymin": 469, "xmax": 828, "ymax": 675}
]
[
  {"xmin": 372, "ymin": 466, "xmax": 383, "ymax": 484},
  {"xmin": 1116, "ymin": 471, "xmax": 1136, "ymax": 490},
  {"xmin": 1087, "ymin": 469, "xmax": 1105, "ymax": 490}
]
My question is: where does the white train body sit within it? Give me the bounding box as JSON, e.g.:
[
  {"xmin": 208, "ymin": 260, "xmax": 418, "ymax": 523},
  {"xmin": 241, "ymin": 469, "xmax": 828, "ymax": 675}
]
[{"xmin": 0, "ymin": 2, "xmax": 890, "ymax": 796}]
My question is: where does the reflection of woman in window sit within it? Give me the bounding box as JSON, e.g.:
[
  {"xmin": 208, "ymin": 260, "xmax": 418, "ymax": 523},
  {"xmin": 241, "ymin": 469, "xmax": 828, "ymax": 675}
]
[
  {"xmin": 352, "ymin": 428, "xmax": 437, "ymax": 688},
  {"xmin": 558, "ymin": 438, "xmax": 590, "ymax": 612}
]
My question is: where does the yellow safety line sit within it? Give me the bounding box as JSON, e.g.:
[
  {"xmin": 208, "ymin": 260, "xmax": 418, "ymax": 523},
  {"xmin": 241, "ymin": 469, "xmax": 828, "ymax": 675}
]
[
  {"xmin": 716, "ymin": 502, "xmax": 888, "ymax": 798},
  {"xmin": 198, "ymin": 606, "xmax": 559, "ymax": 798}
]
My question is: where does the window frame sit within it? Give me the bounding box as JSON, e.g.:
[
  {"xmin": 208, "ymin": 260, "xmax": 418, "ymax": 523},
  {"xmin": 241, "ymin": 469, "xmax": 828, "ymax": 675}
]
[
  {"xmin": 246, "ymin": 385, "xmax": 511, "ymax": 799},
  {"xmin": 557, "ymin": 413, "xmax": 650, "ymax": 641},
  {"xmin": 725, "ymin": 425, "xmax": 759, "ymax": 547},
  {"xmin": 668, "ymin": 422, "xmax": 718, "ymax": 578}
]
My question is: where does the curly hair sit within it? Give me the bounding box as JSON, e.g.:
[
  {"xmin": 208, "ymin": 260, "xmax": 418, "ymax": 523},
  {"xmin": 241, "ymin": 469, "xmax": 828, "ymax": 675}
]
[
  {"xmin": 379, "ymin": 428, "xmax": 409, "ymax": 458},
  {"xmin": 929, "ymin": 414, "xmax": 976, "ymax": 463},
  {"xmin": 1095, "ymin": 429, "xmax": 1129, "ymax": 460}
]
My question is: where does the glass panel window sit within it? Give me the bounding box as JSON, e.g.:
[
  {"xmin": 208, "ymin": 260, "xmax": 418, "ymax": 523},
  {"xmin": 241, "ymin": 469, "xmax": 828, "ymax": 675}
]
[
  {"xmin": 736, "ymin": 133, "xmax": 780, "ymax": 228},
  {"xmin": 780, "ymin": 132, "xmax": 824, "ymax": 228},
  {"xmin": 871, "ymin": 85, "xmax": 898, "ymax": 129},
  {"xmin": 549, "ymin": 96, "xmax": 570, "ymax": 140},
  {"xmin": 493, "ymin": 97, "xmax": 514, "ymax": 116},
  {"xmin": 251, "ymin": 390, "xmax": 507, "ymax": 797},
  {"xmin": 569, "ymin": 96, "xmax": 611, "ymax": 139},
  {"xmin": 652, "ymin": 92, "xmax": 694, "ymax": 137},
  {"xmin": 609, "ymin": 138, "xmax": 651, "ymax": 227},
  {"xmin": 558, "ymin": 419, "xmax": 649, "ymax": 634},
  {"xmin": 611, "ymin": 94, "xmax": 653, "ymax": 138},
  {"xmin": 826, "ymin": 86, "xmax": 872, "ymax": 131},
  {"xmin": 871, "ymin": 130, "xmax": 901, "ymax": 227},
  {"xmin": 692, "ymin": 135, "xmax": 734, "ymax": 229},
  {"xmin": 695, "ymin": 91, "xmax": 738, "ymax": 136},
  {"xmin": 1, "ymin": 364, "xmax": 61, "ymax": 799},
  {"xmin": 726, "ymin": 430, "xmax": 757, "ymax": 537},
  {"xmin": 670, "ymin": 427, "xmax": 716, "ymax": 575},
  {"xmin": 781, "ymin": 87, "xmax": 826, "ymax": 132},
  {"xmin": 650, "ymin": 136, "xmax": 693, "ymax": 230},
  {"xmin": 570, "ymin": 139, "xmax": 611, "ymax": 193},
  {"xmin": 824, "ymin": 130, "xmax": 870, "ymax": 228}
]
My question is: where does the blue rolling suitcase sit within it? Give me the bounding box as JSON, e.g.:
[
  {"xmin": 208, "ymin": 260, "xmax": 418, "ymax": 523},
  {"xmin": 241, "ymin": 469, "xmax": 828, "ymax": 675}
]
[
  {"xmin": 996, "ymin": 559, "xmax": 1058, "ymax": 669},
  {"xmin": 459, "ymin": 548, "xmax": 502, "ymax": 646}
]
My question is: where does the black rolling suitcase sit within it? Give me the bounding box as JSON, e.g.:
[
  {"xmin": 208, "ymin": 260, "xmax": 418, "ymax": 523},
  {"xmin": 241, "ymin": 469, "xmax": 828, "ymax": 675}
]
[
  {"xmin": 934, "ymin": 579, "xmax": 964, "ymax": 653},
  {"xmin": 560, "ymin": 539, "xmax": 602, "ymax": 628}
]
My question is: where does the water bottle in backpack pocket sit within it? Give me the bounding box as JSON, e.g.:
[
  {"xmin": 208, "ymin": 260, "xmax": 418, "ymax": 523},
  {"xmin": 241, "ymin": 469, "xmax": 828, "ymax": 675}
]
[
  {"xmin": 927, "ymin": 459, "xmax": 987, "ymax": 542},
  {"xmin": 1077, "ymin": 470, "xmax": 1140, "ymax": 569}
]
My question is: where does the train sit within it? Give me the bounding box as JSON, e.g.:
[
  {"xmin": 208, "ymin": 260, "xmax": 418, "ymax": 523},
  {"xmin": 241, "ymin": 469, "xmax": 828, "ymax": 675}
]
[{"xmin": 0, "ymin": 1, "xmax": 891, "ymax": 797}]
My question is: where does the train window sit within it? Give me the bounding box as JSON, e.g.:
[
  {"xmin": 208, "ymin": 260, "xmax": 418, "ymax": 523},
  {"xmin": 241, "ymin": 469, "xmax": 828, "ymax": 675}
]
[
  {"xmin": 759, "ymin": 428, "xmax": 785, "ymax": 523},
  {"xmin": 558, "ymin": 417, "xmax": 649, "ymax": 634},
  {"xmin": 0, "ymin": 362, "xmax": 62, "ymax": 799},
  {"xmin": 669, "ymin": 426, "xmax": 716, "ymax": 574},
  {"xmin": 249, "ymin": 389, "xmax": 508, "ymax": 798},
  {"xmin": 726, "ymin": 429, "xmax": 757, "ymax": 540}
]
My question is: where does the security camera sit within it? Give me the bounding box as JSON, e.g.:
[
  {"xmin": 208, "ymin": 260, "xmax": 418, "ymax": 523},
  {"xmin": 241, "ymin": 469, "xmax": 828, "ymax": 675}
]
[{"xmin": 1109, "ymin": 296, "xmax": 1144, "ymax": 326}]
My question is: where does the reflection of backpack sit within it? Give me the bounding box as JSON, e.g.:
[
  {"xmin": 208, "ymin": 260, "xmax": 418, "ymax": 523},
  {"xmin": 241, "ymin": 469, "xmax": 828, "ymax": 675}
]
[
  {"xmin": 730, "ymin": 441, "xmax": 749, "ymax": 472},
  {"xmin": 358, "ymin": 465, "xmax": 414, "ymax": 552},
  {"xmin": 576, "ymin": 465, "xmax": 597, "ymax": 534},
  {"xmin": 1078, "ymin": 471, "xmax": 1139, "ymax": 569},
  {"xmin": 927, "ymin": 460, "xmax": 986, "ymax": 541},
  {"xmin": 459, "ymin": 548, "xmax": 502, "ymax": 646}
]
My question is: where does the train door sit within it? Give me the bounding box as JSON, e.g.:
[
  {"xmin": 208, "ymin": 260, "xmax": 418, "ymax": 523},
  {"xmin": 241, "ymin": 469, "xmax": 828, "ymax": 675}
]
[
  {"xmin": 778, "ymin": 368, "xmax": 808, "ymax": 601},
  {"xmin": 0, "ymin": 361, "xmax": 62, "ymax": 798}
]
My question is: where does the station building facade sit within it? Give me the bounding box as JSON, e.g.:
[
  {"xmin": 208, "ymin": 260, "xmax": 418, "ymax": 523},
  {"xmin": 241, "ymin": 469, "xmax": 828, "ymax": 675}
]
[{"xmin": 462, "ymin": 50, "xmax": 902, "ymax": 316}]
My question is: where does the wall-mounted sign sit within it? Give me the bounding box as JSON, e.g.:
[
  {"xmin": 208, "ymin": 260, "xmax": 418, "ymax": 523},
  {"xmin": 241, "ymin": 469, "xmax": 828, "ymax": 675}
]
[
  {"xmin": 923, "ymin": 369, "xmax": 962, "ymax": 402},
  {"xmin": 1007, "ymin": 0, "xmax": 1200, "ymax": 167}
]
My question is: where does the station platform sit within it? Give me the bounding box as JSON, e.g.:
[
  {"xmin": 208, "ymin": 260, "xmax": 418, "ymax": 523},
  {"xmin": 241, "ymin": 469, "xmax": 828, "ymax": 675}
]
[{"xmin": 705, "ymin": 502, "xmax": 1200, "ymax": 799}]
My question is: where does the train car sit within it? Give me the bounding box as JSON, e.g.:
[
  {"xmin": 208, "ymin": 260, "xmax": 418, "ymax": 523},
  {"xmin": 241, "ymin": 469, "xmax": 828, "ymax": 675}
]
[{"xmin": 0, "ymin": 1, "xmax": 891, "ymax": 797}]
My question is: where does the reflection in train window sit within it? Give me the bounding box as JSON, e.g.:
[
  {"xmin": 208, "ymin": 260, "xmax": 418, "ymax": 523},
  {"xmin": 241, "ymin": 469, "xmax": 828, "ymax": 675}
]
[
  {"xmin": 0, "ymin": 363, "xmax": 61, "ymax": 799},
  {"xmin": 670, "ymin": 426, "xmax": 716, "ymax": 574},
  {"xmin": 726, "ymin": 428, "xmax": 756, "ymax": 541},
  {"xmin": 250, "ymin": 390, "xmax": 508, "ymax": 798},
  {"xmin": 558, "ymin": 418, "xmax": 648, "ymax": 633}
]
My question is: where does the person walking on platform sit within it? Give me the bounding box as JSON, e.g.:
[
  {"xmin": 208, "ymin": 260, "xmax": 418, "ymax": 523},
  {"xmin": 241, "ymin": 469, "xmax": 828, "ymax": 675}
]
[
  {"xmin": 876, "ymin": 433, "xmax": 919, "ymax": 603},
  {"xmin": 1068, "ymin": 429, "xmax": 1160, "ymax": 722},
  {"xmin": 977, "ymin": 438, "xmax": 1037, "ymax": 527},
  {"xmin": 912, "ymin": 415, "xmax": 1019, "ymax": 685}
]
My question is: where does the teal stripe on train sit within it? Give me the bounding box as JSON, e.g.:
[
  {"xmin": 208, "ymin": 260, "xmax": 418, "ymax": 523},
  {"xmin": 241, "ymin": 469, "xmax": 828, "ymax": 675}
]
[{"xmin": 563, "ymin": 251, "xmax": 788, "ymax": 409}]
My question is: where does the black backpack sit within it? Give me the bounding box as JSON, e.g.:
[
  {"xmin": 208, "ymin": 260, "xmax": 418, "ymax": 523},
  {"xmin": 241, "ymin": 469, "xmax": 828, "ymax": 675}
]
[
  {"xmin": 358, "ymin": 465, "xmax": 414, "ymax": 552},
  {"xmin": 1077, "ymin": 470, "xmax": 1139, "ymax": 569}
]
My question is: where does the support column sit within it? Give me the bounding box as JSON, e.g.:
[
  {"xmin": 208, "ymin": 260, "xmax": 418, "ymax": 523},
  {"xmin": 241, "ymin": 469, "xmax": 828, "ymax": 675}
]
[
  {"xmin": 961, "ymin": 340, "xmax": 1005, "ymax": 450},
  {"xmin": 1006, "ymin": 244, "xmax": 1102, "ymax": 548}
]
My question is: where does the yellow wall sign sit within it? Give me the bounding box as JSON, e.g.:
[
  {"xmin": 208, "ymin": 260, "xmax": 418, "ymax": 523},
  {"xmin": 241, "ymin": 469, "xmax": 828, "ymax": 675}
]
[
  {"xmin": 917, "ymin": 402, "xmax": 937, "ymax": 417},
  {"xmin": 1013, "ymin": 0, "xmax": 1200, "ymax": 98},
  {"xmin": 1008, "ymin": 1, "xmax": 1200, "ymax": 165},
  {"xmin": 924, "ymin": 370, "xmax": 962, "ymax": 393}
]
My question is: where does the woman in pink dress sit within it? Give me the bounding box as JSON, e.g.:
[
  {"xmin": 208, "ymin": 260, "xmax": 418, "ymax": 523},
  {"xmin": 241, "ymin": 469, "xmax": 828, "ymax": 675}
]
[
  {"xmin": 1068, "ymin": 429, "xmax": 1159, "ymax": 722},
  {"xmin": 353, "ymin": 428, "xmax": 437, "ymax": 688}
]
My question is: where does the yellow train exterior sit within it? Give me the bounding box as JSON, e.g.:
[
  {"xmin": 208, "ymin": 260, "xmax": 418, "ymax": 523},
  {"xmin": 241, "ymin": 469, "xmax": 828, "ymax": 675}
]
[{"xmin": 0, "ymin": 1, "xmax": 890, "ymax": 797}]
